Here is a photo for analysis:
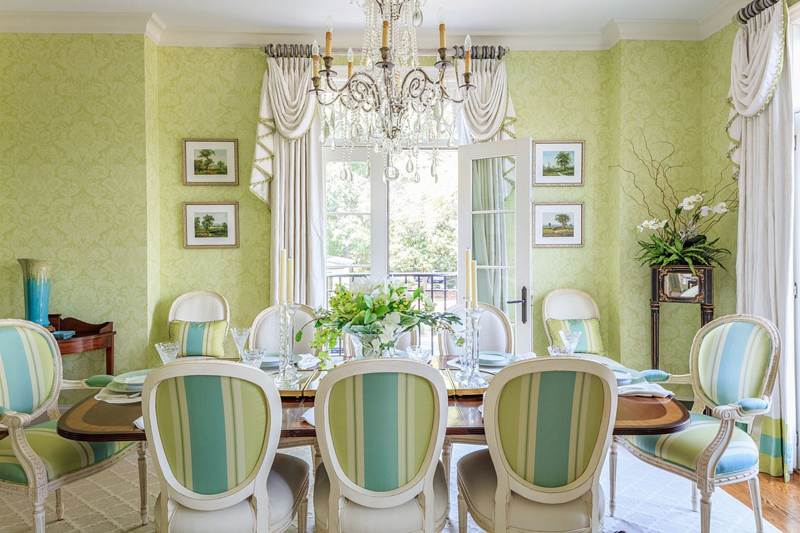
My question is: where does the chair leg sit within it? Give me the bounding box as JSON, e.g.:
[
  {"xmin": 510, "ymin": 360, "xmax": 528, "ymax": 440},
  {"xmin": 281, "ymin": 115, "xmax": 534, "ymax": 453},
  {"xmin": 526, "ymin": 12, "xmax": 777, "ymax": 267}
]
[
  {"xmin": 138, "ymin": 443, "xmax": 149, "ymax": 526},
  {"xmin": 298, "ymin": 495, "xmax": 309, "ymax": 533},
  {"xmin": 55, "ymin": 487, "xmax": 65, "ymax": 520},
  {"xmin": 691, "ymin": 481, "xmax": 698, "ymax": 512},
  {"xmin": 312, "ymin": 441, "xmax": 322, "ymax": 472},
  {"xmin": 457, "ymin": 493, "xmax": 467, "ymax": 533},
  {"xmin": 442, "ymin": 438, "xmax": 452, "ymax": 490},
  {"xmin": 609, "ymin": 439, "xmax": 617, "ymax": 517},
  {"xmin": 32, "ymin": 498, "xmax": 46, "ymax": 533},
  {"xmin": 700, "ymin": 489, "xmax": 713, "ymax": 533},
  {"xmin": 748, "ymin": 477, "xmax": 764, "ymax": 533}
]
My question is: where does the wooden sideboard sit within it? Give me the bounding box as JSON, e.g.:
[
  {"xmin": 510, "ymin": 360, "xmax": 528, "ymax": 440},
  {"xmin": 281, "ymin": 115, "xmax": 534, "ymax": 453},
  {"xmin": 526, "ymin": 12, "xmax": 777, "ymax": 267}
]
[{"xmin": 49, "ymin": 314, "xmax": 116, "ymax": 375}]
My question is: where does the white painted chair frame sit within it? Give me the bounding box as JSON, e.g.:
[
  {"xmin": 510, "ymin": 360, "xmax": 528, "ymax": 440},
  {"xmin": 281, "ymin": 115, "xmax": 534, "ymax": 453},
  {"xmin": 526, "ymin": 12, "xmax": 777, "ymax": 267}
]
[
  {"xmin": 0, "ymin": 319, "xmax": 146, "ymax": 533},
  {"xmin": 314, "ymin": 359, "xmax": 449, "ymax": 533},
  {"xmin": 167, "ymin": 290, "xmax": 230, "ymax": 333},
  {"xmin": 142, "ymin": 359, "xmax": 308, "ymax": 533},
  {"xmin": 437, "ymin": 302, "xmax": 514, "ymax": 356},
  {"xmin": 460, "ymin": 357, "xmax": 617, "ymax": 533},
  {"xmin": 541, "ymin": 289, "xmax": 600, "ymax": 345},
  {"xmin": 249, "ymin": 303, "xmax": 318, "ymax": 355},
  {"xmin": 610, "ymin": 314, "xmax": 781, "ymax": 533}
]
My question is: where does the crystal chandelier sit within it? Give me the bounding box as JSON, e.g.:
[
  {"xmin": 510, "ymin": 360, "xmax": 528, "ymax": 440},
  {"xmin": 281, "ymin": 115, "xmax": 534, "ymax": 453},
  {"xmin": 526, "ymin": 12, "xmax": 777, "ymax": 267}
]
[{"xmin": 312, "ymin": 0, "xmax": 474, "ymax": 181}]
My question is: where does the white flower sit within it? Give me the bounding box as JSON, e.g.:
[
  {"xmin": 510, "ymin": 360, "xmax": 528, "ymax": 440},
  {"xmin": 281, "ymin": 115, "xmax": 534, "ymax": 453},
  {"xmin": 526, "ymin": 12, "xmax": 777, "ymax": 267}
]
[
  {"xmin": 422, "ymin": 294, "xmax": 435, "ymax": 311},
  {"xmin": 678, "ymin": 194, "xmax": 703, "ymax": 211},
  {"xmin": 699, "ymin": 206, "xmax": 712, "ymax": 217},
  {"xmin": 712, "ymin": 202, "xmax": 729, "ymax": 214},
  {"xmin": 370, "ymin": 338, "xmax": 382, "ymax": 351},
  {"xmin": 384, "ymin": 312, "xmax": 402, "ymax": 327},
  {"xmin": 637, "ymin": 219, "xmax": 667, "ymax": 232}
]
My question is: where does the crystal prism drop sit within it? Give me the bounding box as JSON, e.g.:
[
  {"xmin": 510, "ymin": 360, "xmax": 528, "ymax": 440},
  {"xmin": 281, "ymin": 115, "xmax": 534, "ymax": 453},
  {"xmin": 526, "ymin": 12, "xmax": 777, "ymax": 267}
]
[
  {"xmin": 413, "ymin": 171, "xmax": 421, "ymax": 183},
  {"xmin": 384, "ymin": 165, "xmax": 400, "ymax": 181},
  {"xmin": 412, "ymin": 8, "xmax": 423, "ymax": 28},
  {"xmin": 331, "ymin": 138, "xmax": 337, "ymax": 152},
  {"xmin": 406, "ymin": 159, "xmax": 414, "ymax": 173}
]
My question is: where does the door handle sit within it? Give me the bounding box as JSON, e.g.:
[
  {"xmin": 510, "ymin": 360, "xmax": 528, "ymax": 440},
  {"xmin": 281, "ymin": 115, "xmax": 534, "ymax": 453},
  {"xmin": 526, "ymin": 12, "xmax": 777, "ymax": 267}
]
[{"xmin": 506, "ymin": 286, "xmax": 528, "ymax": 324}]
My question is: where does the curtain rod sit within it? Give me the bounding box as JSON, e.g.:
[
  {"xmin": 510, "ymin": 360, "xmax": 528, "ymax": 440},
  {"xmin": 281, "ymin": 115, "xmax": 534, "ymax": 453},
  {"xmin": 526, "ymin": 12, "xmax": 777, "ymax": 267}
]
[
  {"xmin": 735, "ymin": 0, "xmax": 780, "ymax": 25},
  {"xmin": 262, "ymin": 43, "xmax": 509, "ymax": 60}
]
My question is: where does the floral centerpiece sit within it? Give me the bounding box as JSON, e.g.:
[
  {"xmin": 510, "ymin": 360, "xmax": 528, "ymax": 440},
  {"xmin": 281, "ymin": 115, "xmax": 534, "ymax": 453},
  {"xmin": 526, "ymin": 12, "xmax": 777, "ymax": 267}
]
[
  {"xmin": 299, "ymin": 277, "xmax": 461, "ymax": 362},
  {"xmin": 617, "ymin": 137, "xmax": 737, "ymax": 272}
]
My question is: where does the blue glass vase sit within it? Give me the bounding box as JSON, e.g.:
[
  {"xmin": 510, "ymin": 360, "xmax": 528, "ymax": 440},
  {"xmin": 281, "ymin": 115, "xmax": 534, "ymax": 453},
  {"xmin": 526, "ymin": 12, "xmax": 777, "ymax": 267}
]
[{"xmin": 18, "ymin": 259, "xmax": 53, "ymax": 327}]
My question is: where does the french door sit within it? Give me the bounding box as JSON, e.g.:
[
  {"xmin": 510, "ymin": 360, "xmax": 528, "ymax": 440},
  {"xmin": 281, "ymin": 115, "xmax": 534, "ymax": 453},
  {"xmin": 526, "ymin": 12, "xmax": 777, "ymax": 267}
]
[{"xmin": 458, "ymin": 138, "xmax": 533, "ymax": 353}]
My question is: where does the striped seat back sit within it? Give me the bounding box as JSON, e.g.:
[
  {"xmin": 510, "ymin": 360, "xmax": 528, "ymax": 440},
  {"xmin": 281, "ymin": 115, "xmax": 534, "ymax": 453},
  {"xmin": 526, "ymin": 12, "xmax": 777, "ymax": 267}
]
[
  {"xmin": 496, "ymin": 370, "xmax": 606, "ymax": 489},
  {"xmin": 153, "ymin": 375, "xmax": 269, "ymax": 495},
  {"xmin": 0, "ymin": 325, "xmax": 56, "ymax": 415},
  {"xmin": 327, "ymin": 372, "xmax": 436, "ymax": 492},
  {"xmin": 695, "ymin": 320, "xmax": 773, "ymax": 407}
]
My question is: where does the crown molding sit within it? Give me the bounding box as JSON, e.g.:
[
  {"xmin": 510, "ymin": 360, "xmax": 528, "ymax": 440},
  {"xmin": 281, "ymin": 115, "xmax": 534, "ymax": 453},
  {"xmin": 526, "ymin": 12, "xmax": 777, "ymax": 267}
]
[{"xmin": 0, "ymin": 8, "xmax": 752, "ymax": 51}]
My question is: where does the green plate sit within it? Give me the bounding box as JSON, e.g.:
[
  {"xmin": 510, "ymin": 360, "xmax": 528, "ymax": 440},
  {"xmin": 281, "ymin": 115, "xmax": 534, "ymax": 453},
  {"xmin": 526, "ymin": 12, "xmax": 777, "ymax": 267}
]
[
  {"xmin": 107, "ymin": 380, "xmax": 143, "ymax": 393},
  {"xmin": 113, "ymin": 369, "xmax": 154, "ymax": 386}
]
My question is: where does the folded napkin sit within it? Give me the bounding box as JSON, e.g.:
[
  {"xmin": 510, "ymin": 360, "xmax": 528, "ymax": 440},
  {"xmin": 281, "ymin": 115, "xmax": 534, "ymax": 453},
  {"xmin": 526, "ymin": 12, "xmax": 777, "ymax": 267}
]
[
  {"xmin": 296, "ymin": 354, "xmax": 318, "ymax": 370},
  {"xmin": 618, "ymin": 382, "xmax": 674, "ymax": 398},
  {"xmin": 133, "ymin": 416, "xmax": 145, "ymax": 430},
  {"xmin": 301, "ymin": 408, "xmax": 315, "ymax": 426},
  {"xmin": 510, "ymin": 352, "xmax": 536, "ymax": 362},
  {"xmin": 95, "ymin": 388, "xmax": 141, "ymax": 404}
]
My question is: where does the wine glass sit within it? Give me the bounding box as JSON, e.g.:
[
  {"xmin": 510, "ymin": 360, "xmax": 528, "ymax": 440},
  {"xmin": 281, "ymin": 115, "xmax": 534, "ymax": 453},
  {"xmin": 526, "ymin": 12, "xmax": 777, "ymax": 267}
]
[
  {"xmin": 230, "ymin": 327, "xmax": 251, "ymax": 359},
  {"xmin": 155, "ymin": 342, "xmax": 180, "ymax": 365},
  {"xmin": 558, "ymin": 330, "xmax": 582, "ymax": 355}
]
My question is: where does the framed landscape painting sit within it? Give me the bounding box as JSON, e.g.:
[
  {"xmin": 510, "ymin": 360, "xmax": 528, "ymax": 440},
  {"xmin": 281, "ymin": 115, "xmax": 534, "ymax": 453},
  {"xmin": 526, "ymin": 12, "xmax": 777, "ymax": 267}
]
[
  {"xmin": 533, "ymin": 140, "xmax": 584, "ymax": 186},
  {"xmin": 184, "ymin": 202, "xmax": 239, "ymax": 249},
  {"xmin": 533, "ymin": 202, "xmax": 584, "ymax": 247},
  {"xmin": 183, "ymin": 138, "xmax": 239, "ymax": 185}
]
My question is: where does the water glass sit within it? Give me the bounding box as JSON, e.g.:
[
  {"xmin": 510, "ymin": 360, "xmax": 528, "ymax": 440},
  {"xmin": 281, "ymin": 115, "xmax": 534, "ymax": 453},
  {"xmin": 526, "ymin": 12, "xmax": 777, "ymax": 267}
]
[
  {"xmin": 155, "ymin": 342, "xmax": 180, "ymax": 365},
  {"xmin": 407, "ymin": 345, "xmax": 432, "ymax": 364},
  {"xmin": 230, "ymin": 327, "xmax": 251, "ymax": 358},
  {"xmin": 240, "ymin": 349, "xmax": 263, "ymax": 368},
  {"xmin": 558, "ymin": 330, "xmax": 582, "ymax": 355}
]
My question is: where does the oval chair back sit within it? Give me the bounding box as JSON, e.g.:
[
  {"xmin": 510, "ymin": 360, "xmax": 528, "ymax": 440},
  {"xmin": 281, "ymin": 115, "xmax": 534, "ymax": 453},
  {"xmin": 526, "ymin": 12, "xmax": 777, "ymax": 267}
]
[
  {"xmin": 541, "ymin": 289, "xmax": 599, "ymax": 346},
  {"xmin": 314, "ymin": 359, "xmax": 447, "ymax": 532},
  {"xmin": 437, "ymin": 303, "xmax": 513, "ymax": 356},
  {"xmin": 483, "ymin": 357, "xmax": 617, "ymax": 532},
  {"xmin": 168, "ymin": 290, "xmax": 230, "ymax": 332},
  {"xmin": 0, "ymin": 319, "xmax": 62, "ymax": 420},
  {"xmin": 249, "ymin": 304, "xmax": 318, "ymax": 355},
  {"xmin": 690, "ymin": 314, "xmax": 781, "ymax": 416},
  {"xmin": 142, "ymin": 360, "xmax": 282, "ymax": 530}
]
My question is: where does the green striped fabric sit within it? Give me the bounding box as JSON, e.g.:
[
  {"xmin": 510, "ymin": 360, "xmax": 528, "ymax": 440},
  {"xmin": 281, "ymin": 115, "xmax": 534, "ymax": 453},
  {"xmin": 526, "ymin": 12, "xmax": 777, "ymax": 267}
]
[
  {"xmin": 0, "ymin": 325, "xmax": 56, "ymax": 414},
  {"xmin": 0, "ymin": 421, "xmax": 132, "ymax": 484},
  {"xmin": 168, "ymin": 320, "xmax": 227, "ymax": 357},
  {"xmin": 154, "ymin": 375, "xmax": 269, "ymax": 495},
  {"xmin": 327, "ymin": 372, "xmax": 435, "ymax": 492},
  {"xmin": 624, "ymin": 413, "xmax": 759, "ymax": 475},
  {"xmin": 546, "ymin": 319, "xmax": 605, "ymax": 355},
  {"xmin": 696, "ymin": 321, "xmax": 772, "ymax": 407},
  {"xmin": 496, "ymin": 370, "xmax": 605, "ymax": 488}
]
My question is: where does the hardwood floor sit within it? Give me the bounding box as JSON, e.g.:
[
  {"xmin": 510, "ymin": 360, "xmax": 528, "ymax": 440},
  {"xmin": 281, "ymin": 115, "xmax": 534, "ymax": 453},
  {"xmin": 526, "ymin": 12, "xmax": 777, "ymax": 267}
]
[{"xmin": 722, "ymin": 473, "xmax": 800, "ymax": 532}]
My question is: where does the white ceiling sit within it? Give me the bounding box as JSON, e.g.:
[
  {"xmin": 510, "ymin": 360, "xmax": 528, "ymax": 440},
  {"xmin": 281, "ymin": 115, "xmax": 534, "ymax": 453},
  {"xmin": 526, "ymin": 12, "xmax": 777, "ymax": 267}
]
[{"xmin": 0, "ymin": 0, "xmax": 733, "ymax": 34}]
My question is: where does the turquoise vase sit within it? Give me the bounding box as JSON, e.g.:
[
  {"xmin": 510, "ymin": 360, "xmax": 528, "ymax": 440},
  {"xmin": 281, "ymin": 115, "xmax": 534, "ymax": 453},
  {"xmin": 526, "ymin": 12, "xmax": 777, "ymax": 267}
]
[{"xmin": 18, "ymin": 259, "xmax": 53, "ymax": 327}]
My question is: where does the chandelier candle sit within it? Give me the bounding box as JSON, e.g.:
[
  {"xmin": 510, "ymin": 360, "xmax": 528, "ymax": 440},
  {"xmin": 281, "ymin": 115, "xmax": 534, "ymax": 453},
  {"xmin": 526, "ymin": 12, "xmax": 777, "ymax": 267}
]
[
  {"xmin": 325, "ymin": 16, "xmax": 333, "ymax": 57},
  {"xmin": 347, "ymin": 47, "xmax": 354, "ymax": 78},
  {"xmin": 464, "ymin": 35, "xmax": 472, "ymax": 74},
  {"xmin": 312, "ymin": 40, "xmax": 320, "ymax": 79},
  {"xmin": 438, "ymin": 8, "xmax": 446, "ymax": 49}
]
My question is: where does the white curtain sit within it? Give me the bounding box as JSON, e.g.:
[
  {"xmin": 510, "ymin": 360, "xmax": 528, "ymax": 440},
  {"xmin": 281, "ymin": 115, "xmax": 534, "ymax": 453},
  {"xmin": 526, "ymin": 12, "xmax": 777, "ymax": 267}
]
[
  {"xmin": 458, "ymin": 58, "xmax": 517, "ymax": 312},
  {"xmin": 728, "ymin": 0, "xmax": 796, "ymax": 480},
  {"xmin": 250, "ymin": 57, "xmax": 325, "ymax": 308}
]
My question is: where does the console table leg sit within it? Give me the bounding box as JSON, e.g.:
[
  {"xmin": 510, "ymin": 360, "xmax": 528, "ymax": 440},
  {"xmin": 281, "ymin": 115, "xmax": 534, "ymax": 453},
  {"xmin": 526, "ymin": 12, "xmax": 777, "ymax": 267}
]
[
  {"xmin": 650, "ymin": 302, "xmax": 660, "ymax": 369},
  {"xmin": 105, "ymin": 345, "xmax": 114, "ymax": 375}
]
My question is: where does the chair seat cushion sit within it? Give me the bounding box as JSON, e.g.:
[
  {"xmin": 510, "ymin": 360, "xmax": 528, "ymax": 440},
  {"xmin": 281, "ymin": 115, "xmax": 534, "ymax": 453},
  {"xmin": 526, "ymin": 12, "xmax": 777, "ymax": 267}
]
[
  {"xmin": 154, "ymin": 453, "xmax": 309, "ymax": 533},
  {"xmin": 457, "ymin": 449, "xmax": 604, "ymax": 532},
  {"xmin": 0, "ymin": 420, "xmax": 133, "ymax": 484},
  {"xmin": 314, "ymin": 460, "xmax": 449, "ymax": 533},
  {"xmin": 623, "ymin": 413, "xmax": 759, "ymax": 476}
]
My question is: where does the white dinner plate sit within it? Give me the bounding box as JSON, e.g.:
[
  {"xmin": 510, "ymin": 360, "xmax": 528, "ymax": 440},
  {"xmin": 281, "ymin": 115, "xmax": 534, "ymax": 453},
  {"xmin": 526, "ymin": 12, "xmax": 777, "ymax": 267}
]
[{"xmin": 260, "ymin": 356, "xmax": 281, "ymax": 367}]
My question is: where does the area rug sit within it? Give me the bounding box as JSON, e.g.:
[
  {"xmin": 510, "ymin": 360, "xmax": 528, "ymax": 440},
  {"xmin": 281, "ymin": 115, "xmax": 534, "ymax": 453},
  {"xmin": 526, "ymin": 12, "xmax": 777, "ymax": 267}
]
[{"xmin": 0, "ymin": 444, "xmax": 780, "ymax": 532}]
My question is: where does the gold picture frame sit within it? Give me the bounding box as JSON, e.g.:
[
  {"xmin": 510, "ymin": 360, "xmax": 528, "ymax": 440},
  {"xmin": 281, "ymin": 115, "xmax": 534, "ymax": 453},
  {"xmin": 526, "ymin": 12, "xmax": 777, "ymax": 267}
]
[
  {"xmin": 533, "ymin": 140, "xmax": 585, "ymax": 186},
  {"xmin": 183, "ymin": 138, "xmax": 239, "ymax": 186},
  {"xmin": 533, "ymin": 202, "xmax": 584, "ymax": 248},
  {"xmin": 183, "ymin": 202, "xmax": 240, "ymax": 249}
]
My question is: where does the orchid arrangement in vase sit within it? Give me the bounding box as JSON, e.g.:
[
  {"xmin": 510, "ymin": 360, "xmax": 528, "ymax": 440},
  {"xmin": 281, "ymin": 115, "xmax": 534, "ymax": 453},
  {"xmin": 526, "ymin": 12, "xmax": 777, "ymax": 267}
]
[
  {"xmin": 616, "ymin": 136, "xmax": 737, "ymax": 273},
  {"xmin": 298, "ymin": 277, "xmax": 461, "ymax": 362}
]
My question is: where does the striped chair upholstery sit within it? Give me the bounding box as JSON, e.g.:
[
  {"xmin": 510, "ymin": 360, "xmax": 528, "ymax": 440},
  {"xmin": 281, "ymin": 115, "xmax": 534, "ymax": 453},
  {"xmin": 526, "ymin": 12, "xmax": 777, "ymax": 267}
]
[
  {"xmin": 153, "ymin": 375, "xmax": 269, "ymax": 495},
  {"xmin": 546, "ymin": 318, "xmax": 605, "ymax": 355},
  {"xmin": 168, "ymin": 320, "xmax": 227, "ymax": 358},
  {"xmin": 695, "ymin": 320, "xmax": 773, "ymax": 407},
  {"xmin": 327, "ymin": 372, "xmax": 436, "ymax": 492},
  {"xmin": 0, "ymin": 325, "xmax": 56, "ymax": 415},
  {"xmin": 496, "ymin": 370, "xmax": 605, "ymax": 488},
  {"xmin": 0, "ymin": 421, "xmax": 132, "ymax": 484}
]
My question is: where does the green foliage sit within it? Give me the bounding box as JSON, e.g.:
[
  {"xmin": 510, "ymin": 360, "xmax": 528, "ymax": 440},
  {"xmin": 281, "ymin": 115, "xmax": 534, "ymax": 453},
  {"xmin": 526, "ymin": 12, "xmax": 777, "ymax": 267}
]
[{"xmin": 636, "ymin": 228, "xmax": 730, "ymax": 273}]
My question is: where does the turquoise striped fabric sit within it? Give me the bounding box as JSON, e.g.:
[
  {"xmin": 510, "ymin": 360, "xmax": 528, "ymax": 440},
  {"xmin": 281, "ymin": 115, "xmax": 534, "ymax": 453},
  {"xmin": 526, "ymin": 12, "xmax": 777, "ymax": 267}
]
[
  {"xmin": 696, "ymin": 321, "xmax": 772, "ymax": 407},
  {"xmin": 624, "ymin": 413, "xmax": 759, "ymax": 475},
  {"xmin": 496, "ymin": 370, "xmax": 605, "ymax": 488},
  {"xmin": 0, "ymin": 421, "xmax": 132, "ymax": 484},
  {"xmin": 0, "ymin": 325, "xmax": 55, "ymax": 414},
  {"xmin": 154, "ymin": 375, "xmax": 269, "ymax": 495},
  {"xmin": 168, "ymin": 320, "xmax": 226, "ymax": 357},
  {"xmin": 327, "ymin": 373, "xmax": 436, "ymax": 492}
]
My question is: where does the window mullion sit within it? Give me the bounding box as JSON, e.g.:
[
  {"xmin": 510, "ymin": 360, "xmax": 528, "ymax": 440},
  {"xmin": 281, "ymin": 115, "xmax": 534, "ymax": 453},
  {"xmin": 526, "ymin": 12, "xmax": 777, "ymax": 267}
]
[{"xmin": 370, "ymin": 150, "xmax": 389, "ymax": 278}]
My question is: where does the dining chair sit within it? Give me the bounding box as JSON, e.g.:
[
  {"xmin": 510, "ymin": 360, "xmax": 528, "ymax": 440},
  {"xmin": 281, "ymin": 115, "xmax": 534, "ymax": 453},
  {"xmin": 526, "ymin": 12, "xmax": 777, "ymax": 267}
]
[
  {"xmin": 438, "ymin": 302, "xmax": 514, "ymax": 356},
  {"xmin": 612, "ymin": 314, "xmax": 780, "ymax": 533},
  {"xmin": 142, "ymin": 359, "xmax": 309, "ymax": 533},
  {"xmin": 542, "ymin": 289, "xmax": 615, "ymax": 366},
  {"xmin": 168, "ymin": 290, "xmax": 230, "ymax": 331},
  {"xmin": 249, "ymin": 304, "xmax": 318, "ymax": 355},
  {"xmin": 0, "ymin": 319, "xmax": 145, "ymax": 532},
  {"xmin": 457, "ymin": 357, "xmax": 617, "ymax": 533},
  {"xmin": 313, "ymin": 358, "xmax": 450, "ymax": 533}
]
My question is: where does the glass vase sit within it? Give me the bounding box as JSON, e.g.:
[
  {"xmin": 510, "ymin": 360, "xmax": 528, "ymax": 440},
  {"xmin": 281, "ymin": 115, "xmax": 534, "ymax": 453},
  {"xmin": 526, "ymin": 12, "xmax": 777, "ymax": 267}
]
[{"xmin": 274, "ymin": 302, "xmax": 299, "ymax": 388}]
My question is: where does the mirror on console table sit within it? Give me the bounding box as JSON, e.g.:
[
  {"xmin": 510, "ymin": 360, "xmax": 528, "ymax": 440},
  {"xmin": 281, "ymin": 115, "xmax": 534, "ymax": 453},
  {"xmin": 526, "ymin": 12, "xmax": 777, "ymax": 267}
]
[{"xmin": 650, "ymin": 265, "xmax": 714, "ymax": 370}]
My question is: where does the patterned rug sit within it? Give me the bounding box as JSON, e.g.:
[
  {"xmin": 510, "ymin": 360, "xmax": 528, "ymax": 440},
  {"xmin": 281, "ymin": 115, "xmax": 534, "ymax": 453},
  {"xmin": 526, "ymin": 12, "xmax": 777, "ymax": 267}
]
[{"xmin": 0, "ymin": 444, "xmax": 780, "ymax": 532}]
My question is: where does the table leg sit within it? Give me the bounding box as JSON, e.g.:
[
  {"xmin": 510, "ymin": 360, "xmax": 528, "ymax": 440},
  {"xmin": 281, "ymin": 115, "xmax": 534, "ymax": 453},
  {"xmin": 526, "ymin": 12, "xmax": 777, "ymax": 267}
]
[
  {"xmin": 137, "ymin": 443, "xmax": 148, "ymax": 525},
  {"xmin": 105, "ymin": 344, "xmax": 115, "ymax": 375}
]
